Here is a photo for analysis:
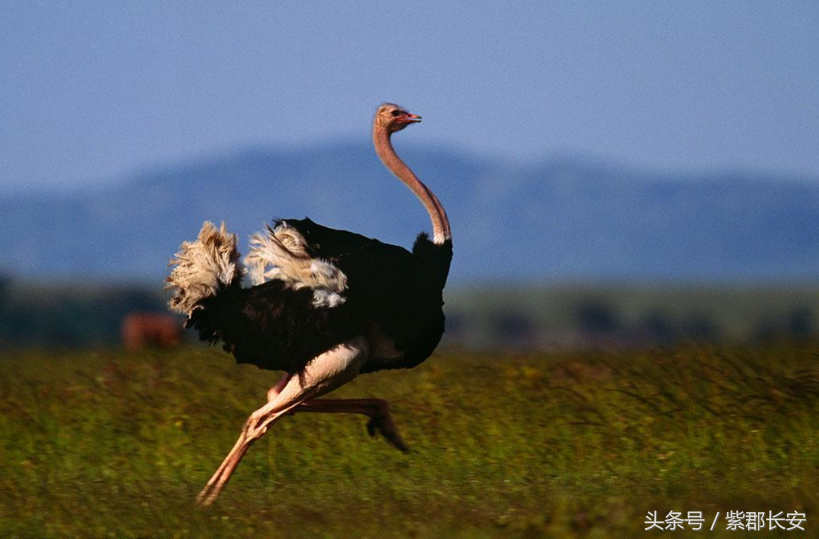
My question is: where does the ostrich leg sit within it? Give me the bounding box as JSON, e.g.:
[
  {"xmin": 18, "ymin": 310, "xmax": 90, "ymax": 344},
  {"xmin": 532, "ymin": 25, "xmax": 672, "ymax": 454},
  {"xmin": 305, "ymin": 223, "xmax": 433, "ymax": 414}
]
[
  {"xmin": 197, "ymin": 337, "xmax": 369, "ymax": 506},
  {"xmin": 291, "ymin": 399, "xmax": 409, "ymax": 452}
]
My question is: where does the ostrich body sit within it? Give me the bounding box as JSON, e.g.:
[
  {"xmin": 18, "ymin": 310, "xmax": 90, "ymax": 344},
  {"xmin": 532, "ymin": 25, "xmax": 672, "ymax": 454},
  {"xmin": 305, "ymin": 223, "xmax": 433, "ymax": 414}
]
[{"xmin": 166, "ymin": 104, "xmax": 452, "ymax": 505}]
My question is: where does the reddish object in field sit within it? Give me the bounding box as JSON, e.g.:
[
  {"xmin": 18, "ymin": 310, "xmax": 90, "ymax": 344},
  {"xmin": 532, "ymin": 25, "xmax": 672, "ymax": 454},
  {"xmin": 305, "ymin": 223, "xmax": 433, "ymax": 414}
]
[{"xmin": 121, "ymin": 312, "xmax": 182, "ymax": 350}]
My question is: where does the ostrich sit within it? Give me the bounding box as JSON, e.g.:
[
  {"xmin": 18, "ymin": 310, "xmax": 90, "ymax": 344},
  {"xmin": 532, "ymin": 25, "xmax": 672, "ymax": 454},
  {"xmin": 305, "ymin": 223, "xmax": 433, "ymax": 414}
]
[{"xmin": 166, "ymin": 103, "xmax": 452, "ymax": 505}]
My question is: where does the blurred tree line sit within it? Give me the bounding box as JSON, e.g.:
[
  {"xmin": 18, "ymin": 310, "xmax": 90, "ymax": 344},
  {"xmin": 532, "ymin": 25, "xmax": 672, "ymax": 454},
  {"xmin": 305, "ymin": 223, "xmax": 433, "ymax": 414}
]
[
  {"xmin": 0, "ymin": 276, "xmax": 174, "ymax": 348},
  {"xmin": 443, "ymin": 285, "xmax": 819, "ymax": 351},
  {"xmin": 0, "ymin": 276, "xmax": 816, "ymax": 350}
]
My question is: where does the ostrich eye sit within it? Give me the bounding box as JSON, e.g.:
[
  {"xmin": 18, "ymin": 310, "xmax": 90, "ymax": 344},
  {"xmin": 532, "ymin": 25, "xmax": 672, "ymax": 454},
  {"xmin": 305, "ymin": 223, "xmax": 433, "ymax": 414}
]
[{"xmin": 391, "ymin": 110, "xmax": 401, "ymax": 117}]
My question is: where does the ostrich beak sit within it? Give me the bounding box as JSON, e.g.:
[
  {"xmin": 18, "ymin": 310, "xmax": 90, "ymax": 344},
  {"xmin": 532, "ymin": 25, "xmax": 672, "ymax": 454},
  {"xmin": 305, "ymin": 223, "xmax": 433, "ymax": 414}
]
[{"xmin": 399, "ymin": 113, "xmax": 422, "ymax": 124}]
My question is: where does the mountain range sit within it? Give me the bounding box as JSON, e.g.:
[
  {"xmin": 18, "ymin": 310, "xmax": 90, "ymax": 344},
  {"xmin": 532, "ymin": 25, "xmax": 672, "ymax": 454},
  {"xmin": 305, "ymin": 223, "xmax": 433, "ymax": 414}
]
[{"xmin": 3, "ymin": 142, "xmax": 819, "ymax": 283}]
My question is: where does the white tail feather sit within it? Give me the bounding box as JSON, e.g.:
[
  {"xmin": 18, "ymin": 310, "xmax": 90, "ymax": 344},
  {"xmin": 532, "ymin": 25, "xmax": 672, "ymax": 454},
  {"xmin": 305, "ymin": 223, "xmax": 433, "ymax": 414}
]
[
  {"xmin": 166, "ymin": 221, "xmax": 242, "ymax": 317},
  {"xmin": 245, "ymin": 222, "xmax": 347, "ymax": 308}
]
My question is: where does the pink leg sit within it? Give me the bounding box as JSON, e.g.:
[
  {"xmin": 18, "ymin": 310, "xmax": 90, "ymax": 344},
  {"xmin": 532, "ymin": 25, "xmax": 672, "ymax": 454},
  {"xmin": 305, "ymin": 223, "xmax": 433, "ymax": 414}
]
[
  {"xmin": 266, "ymin": 373, "xmax": 291, "ymax": 401},
  {"xmin": 197, "ymin": 337, "xmax": 369, "ymax": 506},
  {"xmin": 293, "ymin": 398, "xmax": 409, "ymax": 452}
]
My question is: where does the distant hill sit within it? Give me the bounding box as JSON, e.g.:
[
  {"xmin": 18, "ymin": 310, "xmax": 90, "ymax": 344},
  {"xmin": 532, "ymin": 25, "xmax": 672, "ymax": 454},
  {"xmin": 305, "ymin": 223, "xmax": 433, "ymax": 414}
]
[{"xmin": 3, "ymin": 142, "xmax": 819, "ymax": 282}]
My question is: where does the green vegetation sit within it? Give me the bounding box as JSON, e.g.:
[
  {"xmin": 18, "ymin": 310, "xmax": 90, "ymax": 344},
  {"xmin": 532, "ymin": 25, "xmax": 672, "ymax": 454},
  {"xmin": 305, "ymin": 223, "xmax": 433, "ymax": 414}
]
[
  {"xmin": 446, "ymin": 282, "xmax": 819, "ymax": 348},
  {"xmin": 1, "ymin": 342, "xmax": 818, "ymax": 538}
]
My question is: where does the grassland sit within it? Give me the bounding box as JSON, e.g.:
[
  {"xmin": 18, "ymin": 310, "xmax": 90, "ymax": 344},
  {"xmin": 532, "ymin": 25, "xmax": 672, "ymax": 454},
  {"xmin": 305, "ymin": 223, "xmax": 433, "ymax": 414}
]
[{"xmin": 1, "ymin": 342, "xmax": 819, "ymax": 538}]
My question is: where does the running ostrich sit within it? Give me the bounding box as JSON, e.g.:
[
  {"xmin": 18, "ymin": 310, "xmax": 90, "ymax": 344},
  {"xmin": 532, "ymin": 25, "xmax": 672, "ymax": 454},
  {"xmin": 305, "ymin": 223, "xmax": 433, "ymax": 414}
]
[{"xmin": 166, "ymin": 103, "xmax": 452, "ymax": 505}]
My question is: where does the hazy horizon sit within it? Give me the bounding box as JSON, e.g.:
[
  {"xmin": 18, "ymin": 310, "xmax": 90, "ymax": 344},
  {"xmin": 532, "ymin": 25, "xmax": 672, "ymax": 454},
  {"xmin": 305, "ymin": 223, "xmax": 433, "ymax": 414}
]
[
  {"xmin": 5, "ymin": 136, "xmax": 819, "ymax": 200},
  {"xmin": 2, "ymin": 2, "xmax": 818, "ymax": 194}
]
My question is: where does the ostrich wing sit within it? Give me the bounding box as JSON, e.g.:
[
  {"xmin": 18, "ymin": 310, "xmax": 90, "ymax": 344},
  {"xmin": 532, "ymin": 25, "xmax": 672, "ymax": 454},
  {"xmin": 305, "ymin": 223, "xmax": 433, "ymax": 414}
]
[
  {"xmin": 282, "ymin": 218, "xmax": 410, "ymax": 264},
  {"xmin": 245, "ymin": 217, "xmax": 416, "ymax": 291}
]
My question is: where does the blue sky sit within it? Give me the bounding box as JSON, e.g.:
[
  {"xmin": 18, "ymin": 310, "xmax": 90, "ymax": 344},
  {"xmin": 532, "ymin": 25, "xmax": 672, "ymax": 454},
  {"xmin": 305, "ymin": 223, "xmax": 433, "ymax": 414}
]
[{"xmin": 2, "ymin": 1, "xmax": 818, "ymax": 193}]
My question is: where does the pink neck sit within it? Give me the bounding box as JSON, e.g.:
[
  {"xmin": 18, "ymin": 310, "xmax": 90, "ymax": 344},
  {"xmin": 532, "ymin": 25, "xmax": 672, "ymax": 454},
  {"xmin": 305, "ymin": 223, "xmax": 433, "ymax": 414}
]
[{"xmin": 373, "ymin": 125, "xmax": 451, "ymax": 244}]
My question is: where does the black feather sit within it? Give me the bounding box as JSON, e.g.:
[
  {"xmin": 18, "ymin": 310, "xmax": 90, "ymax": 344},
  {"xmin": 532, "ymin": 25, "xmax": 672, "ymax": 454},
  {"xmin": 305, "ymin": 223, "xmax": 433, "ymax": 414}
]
[{"xmin": 186, "ymin": 218, "xmax": 453, "ymax": 375}]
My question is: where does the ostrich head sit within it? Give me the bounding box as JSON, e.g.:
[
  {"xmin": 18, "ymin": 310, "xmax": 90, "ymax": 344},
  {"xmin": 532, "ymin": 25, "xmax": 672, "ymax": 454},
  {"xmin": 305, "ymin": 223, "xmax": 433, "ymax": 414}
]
[{"xmin": 375, "ymin": 103, "xmax": 421, "ymax": 134}]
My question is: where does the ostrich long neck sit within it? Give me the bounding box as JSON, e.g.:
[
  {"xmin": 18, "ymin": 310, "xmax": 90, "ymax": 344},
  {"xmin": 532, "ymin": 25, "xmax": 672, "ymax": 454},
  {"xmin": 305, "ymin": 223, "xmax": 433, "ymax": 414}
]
[{"xmin": 373, "ymin": 125, "xmax": 451, "ymax": 245}]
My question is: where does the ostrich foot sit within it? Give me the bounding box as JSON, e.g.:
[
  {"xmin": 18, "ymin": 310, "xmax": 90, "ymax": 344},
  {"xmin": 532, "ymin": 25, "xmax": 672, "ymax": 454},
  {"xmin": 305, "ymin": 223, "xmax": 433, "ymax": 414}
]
[{"xmin": 366, "ymin": 410, "xmax": 409, "ymax": 452}]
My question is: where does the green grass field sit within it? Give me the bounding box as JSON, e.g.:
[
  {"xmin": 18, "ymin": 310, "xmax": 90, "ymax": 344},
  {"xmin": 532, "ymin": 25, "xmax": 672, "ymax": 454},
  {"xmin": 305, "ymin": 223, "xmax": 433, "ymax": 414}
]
[{"xmin": 1, "ymin": 342, "xmax": 818, "ymax": 538}]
